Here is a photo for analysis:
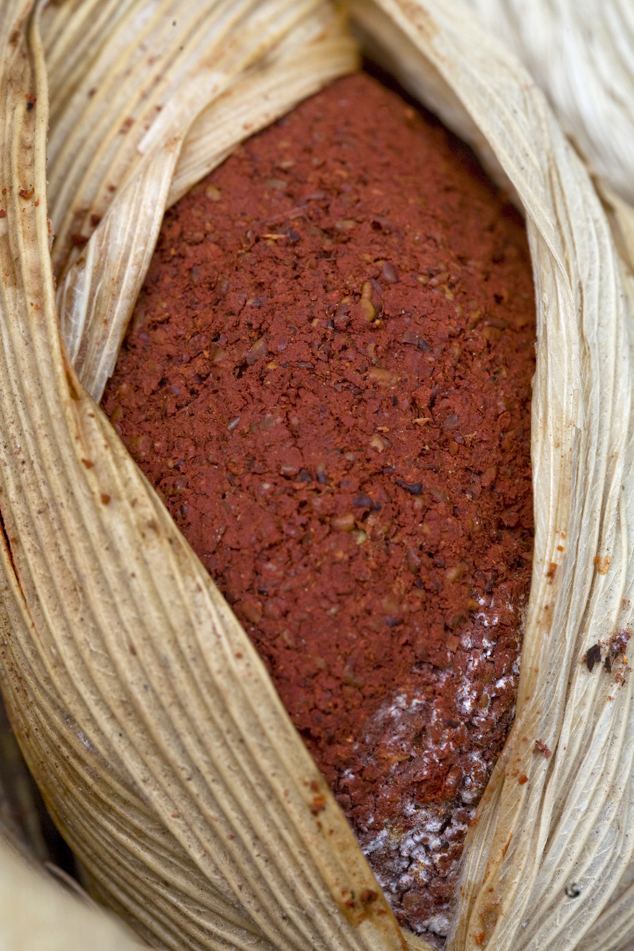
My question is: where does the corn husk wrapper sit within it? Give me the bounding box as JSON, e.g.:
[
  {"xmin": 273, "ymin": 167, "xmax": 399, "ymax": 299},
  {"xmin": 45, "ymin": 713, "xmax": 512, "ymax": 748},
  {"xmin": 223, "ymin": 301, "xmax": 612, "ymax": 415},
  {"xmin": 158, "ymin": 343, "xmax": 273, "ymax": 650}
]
[
  {"xmin": 0, "ymin": 691, "xmax": 147, "ymax": 948},
  {"xmin": 460, "ymin": 0, "xmax": 634, "ymax": 208},
  {"xmin": 1, "ymin": 2, "xmax": 634, "ymax": 951},
  {"xmin": 0, "ymin": 832, "xmax": 148, "ymax": 951},
  {"xmin": 0, "ymin": 690, "xmax": 50, "ymax": 860}
]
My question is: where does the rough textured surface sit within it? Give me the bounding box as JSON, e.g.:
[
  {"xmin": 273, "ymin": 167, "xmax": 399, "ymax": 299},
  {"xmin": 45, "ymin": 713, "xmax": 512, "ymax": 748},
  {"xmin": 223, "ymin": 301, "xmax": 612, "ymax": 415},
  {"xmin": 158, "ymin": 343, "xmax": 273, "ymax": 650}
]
[{"xmin": 103, "ymin": 74, "xmax": 535, "ymax": 942}]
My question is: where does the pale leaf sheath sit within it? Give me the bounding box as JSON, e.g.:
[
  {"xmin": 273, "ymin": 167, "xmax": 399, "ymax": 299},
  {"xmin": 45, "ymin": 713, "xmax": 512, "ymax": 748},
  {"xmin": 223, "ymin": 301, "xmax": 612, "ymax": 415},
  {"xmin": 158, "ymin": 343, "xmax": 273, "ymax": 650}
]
[
  {"xmin": 0, "ymin": 3, "xmax": 406, "ymax": 951},
  {"xmin": 349, "ymin": 2, "xmax": 634, "ymax": 950},
  {"xmin": 3, "ymin": 1, "xmax": 634, "ymax": 950}
]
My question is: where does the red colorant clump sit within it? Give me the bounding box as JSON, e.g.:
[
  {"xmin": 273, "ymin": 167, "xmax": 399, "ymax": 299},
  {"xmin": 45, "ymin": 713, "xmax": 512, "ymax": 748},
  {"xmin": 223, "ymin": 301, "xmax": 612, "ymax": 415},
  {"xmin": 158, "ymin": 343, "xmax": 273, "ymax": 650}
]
[{"xmin": 103, "ymin": 73, "xmax": 535, "ymax": 942}]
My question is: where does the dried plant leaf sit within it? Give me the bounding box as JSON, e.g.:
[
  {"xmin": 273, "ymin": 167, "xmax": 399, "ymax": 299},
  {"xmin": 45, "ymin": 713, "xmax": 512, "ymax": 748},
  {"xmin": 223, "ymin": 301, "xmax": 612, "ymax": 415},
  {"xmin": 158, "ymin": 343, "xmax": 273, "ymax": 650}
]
[
  {"xmin": 460, "ymin": 0, "xmax": 634, "ymax": 207},
  {"xmin": 2, "ymin": 1, "xmax": 634, "ymax": 950},
  {"xmin": 0, "ymin": 693, "xmax": 48, "ymax": 861},
  {"xmin": 167, "ymin": 6, "xmax": 356, "ymax": 208},
  {"xmin": 349, "ymin": 2, "xmax": 634, "ymax": 950},
  {"xmin": 0, "ymin": 833, "xmax": 147, "ymax": 951},
  {"xmin": 0, "ymin": 3, "xmax": 404, "ymax": 951},
  {"xmin": 46, "ymin": 0, "xmax": 357, "ymax": 401},
  {"xmin": 598, "ymin": 179, "xmax": 634, "ymax": 276}
]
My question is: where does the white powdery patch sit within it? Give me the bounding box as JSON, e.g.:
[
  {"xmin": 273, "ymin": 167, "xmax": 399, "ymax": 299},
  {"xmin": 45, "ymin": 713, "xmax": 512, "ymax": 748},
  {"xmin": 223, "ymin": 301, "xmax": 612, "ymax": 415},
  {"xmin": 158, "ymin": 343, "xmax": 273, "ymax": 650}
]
[
  {"xmin": 363, "ymin": 827, "xmax": 389, "ymax": 856},
  {"xmin": 356, "ymin": 683, "xmax": 450, "ymax": 764},
  {"xmin": 360, "ymin": 801, "xmax": 474, "ymax": 938},
  {"xmin": 455, "ymin": 677, "xmax": 477, "ymax": 716},
  {"xmin": 360, "ymin": 680, "xmax": 451, "ymax": 764},
  {"xmin": 350, "ymin": 596, "xmax": 525, "ymax": 942},
  {"xmin": 494, "ymin": 674, "xmax": 513, "ymax": 692},
  {"xmin": 370, "ymin": 690, "xmax": 436, "ymax": 727},
  {"xmin": 455, "ymin": 595, "xmax": 521, "ymax": 724},
  {"xmin": 457, "ymin": 750, "xmax": 489, "ymax": 804},
  {"xmin": 427, "ymin": 914, "xmax": 452, "ymax": 937},
  {"xmin": 355, "ymin": 687, "xmax": 488, "ymax": 938},
  {"xmin": 476, "ymin": 595, "xmax": 500, "ymax": 649}
]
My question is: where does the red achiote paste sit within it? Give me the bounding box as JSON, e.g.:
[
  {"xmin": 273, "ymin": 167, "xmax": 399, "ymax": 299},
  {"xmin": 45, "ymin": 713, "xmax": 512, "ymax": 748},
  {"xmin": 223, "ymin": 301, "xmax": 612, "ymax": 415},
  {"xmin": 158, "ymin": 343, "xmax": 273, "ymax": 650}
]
[{"xmin": 103, "ymin": 74, "xmax": 535, "ymax": 943}]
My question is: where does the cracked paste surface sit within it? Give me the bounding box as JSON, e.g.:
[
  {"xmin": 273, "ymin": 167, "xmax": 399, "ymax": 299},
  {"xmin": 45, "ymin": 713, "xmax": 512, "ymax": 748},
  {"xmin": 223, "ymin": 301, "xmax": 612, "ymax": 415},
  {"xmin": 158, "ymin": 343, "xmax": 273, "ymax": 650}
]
[{"xmin": 103, "ymin": 74, "xmax": 535, "ymax": 943}]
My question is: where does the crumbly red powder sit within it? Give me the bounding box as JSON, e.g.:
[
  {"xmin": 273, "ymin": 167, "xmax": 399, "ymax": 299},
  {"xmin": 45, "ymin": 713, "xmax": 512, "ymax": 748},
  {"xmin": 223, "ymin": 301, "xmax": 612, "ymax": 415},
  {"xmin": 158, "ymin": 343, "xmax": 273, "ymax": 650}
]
[{"xmin": 103, "ymin": 73, "xmax": 535, "ymax": 943}]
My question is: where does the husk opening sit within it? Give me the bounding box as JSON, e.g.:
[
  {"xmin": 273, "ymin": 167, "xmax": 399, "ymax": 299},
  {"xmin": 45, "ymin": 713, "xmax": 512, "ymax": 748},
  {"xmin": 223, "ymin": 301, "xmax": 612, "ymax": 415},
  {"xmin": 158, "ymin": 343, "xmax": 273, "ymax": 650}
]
[{"xmin": 1, "ymin": 1, "xmax": 634, "ymax": 950}]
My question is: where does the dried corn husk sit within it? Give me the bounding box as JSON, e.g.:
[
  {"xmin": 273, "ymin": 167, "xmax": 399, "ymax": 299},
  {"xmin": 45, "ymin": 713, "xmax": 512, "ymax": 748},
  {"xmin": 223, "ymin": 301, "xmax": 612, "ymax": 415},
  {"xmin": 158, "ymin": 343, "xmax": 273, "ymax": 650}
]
[
  {"xmin": 460, "ymin": 0, "xmax": 634, "ymax": 207},
  {"xmin": 1, "ymin": 2, "xmax": 634, "ymax": 951},
  {"xmin": 0, "ymin": 691, "xmax": 50, "ymax": 860},
  {"xmin": 0, "ymin": 831, "xmax": 148, "ymax": 951}
]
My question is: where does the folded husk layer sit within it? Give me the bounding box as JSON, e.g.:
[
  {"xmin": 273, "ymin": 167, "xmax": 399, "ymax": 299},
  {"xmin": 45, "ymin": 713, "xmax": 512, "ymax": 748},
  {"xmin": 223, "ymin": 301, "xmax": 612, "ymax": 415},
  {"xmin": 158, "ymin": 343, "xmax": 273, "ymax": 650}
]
[
  {"xmin": 1, "ymin": 2, "xmax": 634, "ymax": 950},
  {"xmin": 0, "ymin": 829, "xmax": 147, "ymax": 951}
]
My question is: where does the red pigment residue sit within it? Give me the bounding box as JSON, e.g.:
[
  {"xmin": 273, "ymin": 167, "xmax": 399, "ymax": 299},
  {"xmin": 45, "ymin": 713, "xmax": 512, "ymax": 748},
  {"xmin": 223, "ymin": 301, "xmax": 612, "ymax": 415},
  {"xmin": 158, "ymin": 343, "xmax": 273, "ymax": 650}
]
[{"xmin": 103, "ymin": 73, "xmax": 535, "ymax": 943}]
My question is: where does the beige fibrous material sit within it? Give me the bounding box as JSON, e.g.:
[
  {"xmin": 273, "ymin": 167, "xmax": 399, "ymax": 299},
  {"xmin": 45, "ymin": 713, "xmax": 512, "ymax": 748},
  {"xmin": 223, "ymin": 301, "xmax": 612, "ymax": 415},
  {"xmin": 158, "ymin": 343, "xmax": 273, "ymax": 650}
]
[
  {"xmin": 461, "ymin": 0, "xmax": 634, "ymax": 208},
  {"xmin": 0, "ymin": 833, "xmax": 147, "ymax": 951},
  {"xmin": 1, "ymin": 1, "xmax": 633, "ymax": 950}
]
